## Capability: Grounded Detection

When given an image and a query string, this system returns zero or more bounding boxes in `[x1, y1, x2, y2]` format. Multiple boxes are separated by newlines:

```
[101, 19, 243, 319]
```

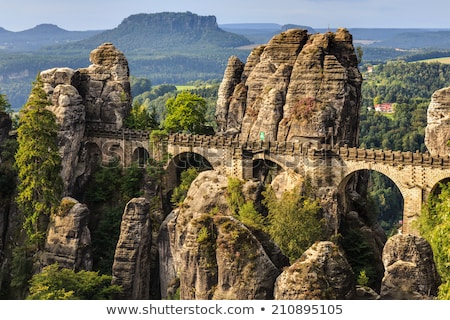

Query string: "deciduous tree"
[162, 91, 207, 134]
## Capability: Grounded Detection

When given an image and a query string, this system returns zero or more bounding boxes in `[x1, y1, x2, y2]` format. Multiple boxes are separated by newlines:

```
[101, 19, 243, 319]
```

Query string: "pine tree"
[14, 74, 63, 244]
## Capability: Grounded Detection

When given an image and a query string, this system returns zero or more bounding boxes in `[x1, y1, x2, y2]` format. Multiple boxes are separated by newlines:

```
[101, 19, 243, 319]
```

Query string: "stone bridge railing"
[336, 146, 450, 168]
[85, 122, 150, 141]
[84, 128, 450, 169]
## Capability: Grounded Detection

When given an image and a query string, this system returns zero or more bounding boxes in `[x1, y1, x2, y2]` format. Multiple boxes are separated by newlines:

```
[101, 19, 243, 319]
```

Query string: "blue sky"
[2, 0, 450, 31]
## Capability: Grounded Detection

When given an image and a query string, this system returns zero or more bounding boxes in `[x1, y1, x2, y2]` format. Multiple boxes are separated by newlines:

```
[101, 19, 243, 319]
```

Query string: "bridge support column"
[402, 186, 423, 235]
[231, 149, 253, 180]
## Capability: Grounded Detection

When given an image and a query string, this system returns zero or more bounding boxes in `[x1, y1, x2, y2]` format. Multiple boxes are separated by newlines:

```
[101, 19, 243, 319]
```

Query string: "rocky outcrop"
[112, 198, 152, 300]
[42, 197, 92, 271]
[380, 234, 440, 299]
[425, 86, 450, 156]
[40, 43, 132, 196]
[41, 67, 86, 195]
[158, 170, 289, 299]
[78, 42, 132, 128]
[216, 28, 362, 147]
[274, 241, 355, 299]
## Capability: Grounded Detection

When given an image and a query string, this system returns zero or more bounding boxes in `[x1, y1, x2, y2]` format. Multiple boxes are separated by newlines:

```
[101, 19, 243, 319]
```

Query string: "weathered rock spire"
[216, 28, 362, 147]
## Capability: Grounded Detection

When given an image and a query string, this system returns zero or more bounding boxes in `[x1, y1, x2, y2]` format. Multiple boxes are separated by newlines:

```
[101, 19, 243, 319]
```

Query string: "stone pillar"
[401, 187, 423, 235]
[232, 149, 253, 180]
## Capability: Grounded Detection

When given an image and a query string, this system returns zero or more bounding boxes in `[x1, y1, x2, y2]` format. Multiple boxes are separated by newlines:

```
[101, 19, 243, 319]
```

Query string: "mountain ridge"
[0, 23, 102, 51]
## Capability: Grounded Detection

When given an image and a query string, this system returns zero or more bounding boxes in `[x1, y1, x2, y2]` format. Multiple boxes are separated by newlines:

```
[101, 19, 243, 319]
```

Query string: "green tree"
[163, 91, 207, 134]
[124, 101, 159, 130]
[262, 185, 325, 262]
[0, 93, 11, 113]
[416, 182, 450, 299]
[171, 167, 199, 206]
[14, 74, 63, 243]
[130, 76, 152, 97]
[27, 263, 121, 300]
[225, 177, 266, 230]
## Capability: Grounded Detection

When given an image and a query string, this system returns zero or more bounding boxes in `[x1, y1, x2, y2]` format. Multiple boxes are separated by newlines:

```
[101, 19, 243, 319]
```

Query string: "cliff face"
[216, 28, 362, 147]
[425, 86, 450, 156]
[40, 42, 132, 196]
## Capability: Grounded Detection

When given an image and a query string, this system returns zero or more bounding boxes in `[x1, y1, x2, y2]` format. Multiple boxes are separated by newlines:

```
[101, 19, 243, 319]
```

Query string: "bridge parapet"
[86, 123, 150, 141]
[167, 133, 324, 157]
[336, 145, 450, 168]
[168, 133, 241, 148]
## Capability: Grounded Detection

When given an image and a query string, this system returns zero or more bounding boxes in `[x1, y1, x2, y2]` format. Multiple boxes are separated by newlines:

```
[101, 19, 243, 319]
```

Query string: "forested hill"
[0, 24, 101, 51]
[0, 12, 253, 110]
[43, 12, 252, 54]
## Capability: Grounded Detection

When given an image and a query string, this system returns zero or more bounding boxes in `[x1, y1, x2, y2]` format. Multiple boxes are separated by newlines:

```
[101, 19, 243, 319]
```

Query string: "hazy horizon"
[1, 0, 450, 32]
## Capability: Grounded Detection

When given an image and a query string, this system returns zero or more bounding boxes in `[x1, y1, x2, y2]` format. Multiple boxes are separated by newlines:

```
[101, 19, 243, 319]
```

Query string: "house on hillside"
[374, 103, 394, 113]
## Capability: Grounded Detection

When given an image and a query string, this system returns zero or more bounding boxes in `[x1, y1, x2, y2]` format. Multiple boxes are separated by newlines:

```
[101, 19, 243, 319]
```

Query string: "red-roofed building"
[374, 103, 393, 113]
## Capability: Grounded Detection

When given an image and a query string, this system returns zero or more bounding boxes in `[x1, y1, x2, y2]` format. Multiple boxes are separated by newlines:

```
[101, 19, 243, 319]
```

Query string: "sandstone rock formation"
[425, 86, 450, 156]
[112, 198, 152, 299]
[274, 241, 355, 299]
[380, 234, 440, 299]
[216, 28, 362, 147]
[41, 67, 86, 195]
[78, 42, 132, 128]
[158, 170, 289, 299]
[42, 197, 92, 271]
[40, 43, 132, 196]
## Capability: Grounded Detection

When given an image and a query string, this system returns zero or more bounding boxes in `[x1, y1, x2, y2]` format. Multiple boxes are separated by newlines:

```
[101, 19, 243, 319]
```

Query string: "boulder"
[274, 241, 355, 299]
[380, 234, 441, 299]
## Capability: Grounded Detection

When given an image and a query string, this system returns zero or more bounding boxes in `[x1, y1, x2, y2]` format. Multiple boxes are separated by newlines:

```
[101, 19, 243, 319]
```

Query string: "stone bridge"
[86, 127, 450, 234]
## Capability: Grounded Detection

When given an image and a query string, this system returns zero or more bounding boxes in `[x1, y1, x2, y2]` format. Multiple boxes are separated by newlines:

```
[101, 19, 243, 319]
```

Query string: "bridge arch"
[252, 154, 286, 183]
[338, 168, 404, 234]
[132, 147, 150, 167]
[337, 159, 424, 233]
[164, 151, 213, 197]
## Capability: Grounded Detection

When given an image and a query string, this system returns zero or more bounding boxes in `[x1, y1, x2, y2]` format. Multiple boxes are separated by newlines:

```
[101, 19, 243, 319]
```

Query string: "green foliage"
[14, 74, 63, 243]
[416, 182, 450, 299]
[86, 160, 122, 203]
[360, 61, 450, 152]
[340, 228, 377, 289]
[367, 171, 403, 236]
[0, 93, 11, 113]
[358, 60, 450, 236]
[357, 269, 369, 287]
[8, 245, 34, 299]
[225, 177, 266, 231]
[163, 91, 208, 134]
[124, 101, 159, 130]
[196, 226, 210, 244]
[226, 177, 245, 216]
[0, 138, 18, 199]
[121, 164, 145, 200]
[85, 160, 144, 274]
[237, 201, 266, 230]
[130, 76, 152, 97]
[27, 263, 122, 300]
[262, 186, 325, 262]
[136, 82, 219, 134]
[171, 167, 199, 206]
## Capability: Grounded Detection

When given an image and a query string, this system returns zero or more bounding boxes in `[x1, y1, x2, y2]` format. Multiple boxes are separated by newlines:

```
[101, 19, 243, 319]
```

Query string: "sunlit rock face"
[39, 43, 132, 196]
[425, 86, 450, 156]
[216, 28, 362, 148]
